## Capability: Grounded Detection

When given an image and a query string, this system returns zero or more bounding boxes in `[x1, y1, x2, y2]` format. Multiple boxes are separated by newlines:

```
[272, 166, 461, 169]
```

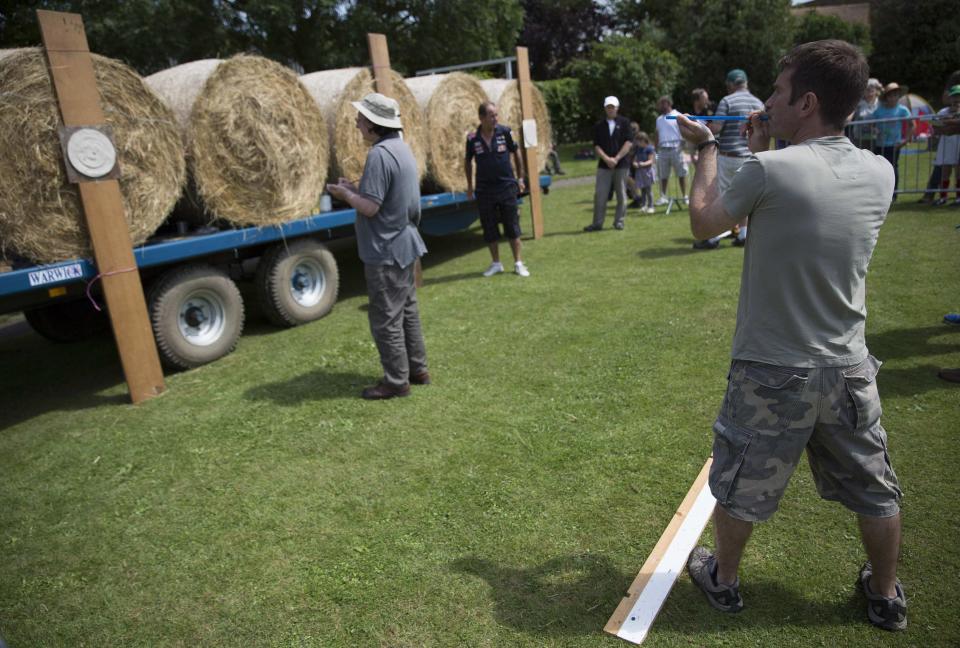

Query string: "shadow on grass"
[868, 325, 960, 360]
[450, 554, 627, 636]
[452, 554, 854, 638]
[657, 579, 856, 635]
[636, 247, 698, 260]
[244, 368, 372, 403]
[867, 325, 960, 398]
[0, 327, 128, 430]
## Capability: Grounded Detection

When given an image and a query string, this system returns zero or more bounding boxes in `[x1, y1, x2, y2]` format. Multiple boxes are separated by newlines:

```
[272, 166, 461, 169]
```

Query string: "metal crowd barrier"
[844, 113, 957, 197]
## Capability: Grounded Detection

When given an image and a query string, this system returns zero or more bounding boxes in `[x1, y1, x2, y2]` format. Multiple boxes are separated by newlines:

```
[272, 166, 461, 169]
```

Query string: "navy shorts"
[477, 188, 521, 242]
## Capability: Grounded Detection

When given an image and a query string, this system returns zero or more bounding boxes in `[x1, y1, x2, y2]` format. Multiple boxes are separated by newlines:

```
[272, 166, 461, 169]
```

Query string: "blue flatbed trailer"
[0, 178, 549, 368]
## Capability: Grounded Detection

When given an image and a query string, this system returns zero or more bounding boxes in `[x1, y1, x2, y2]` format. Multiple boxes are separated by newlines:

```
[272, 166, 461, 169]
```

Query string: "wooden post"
[37, 10, 165, 404]
[366, 33, 393, 96]
[367, 32, 422, 287]
[515, 46, 544, 239]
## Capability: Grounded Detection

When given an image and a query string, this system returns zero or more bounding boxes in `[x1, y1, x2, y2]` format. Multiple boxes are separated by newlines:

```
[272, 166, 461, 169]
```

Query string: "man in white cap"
[584, 96, 633, 231]
[327, 93, 430, 400]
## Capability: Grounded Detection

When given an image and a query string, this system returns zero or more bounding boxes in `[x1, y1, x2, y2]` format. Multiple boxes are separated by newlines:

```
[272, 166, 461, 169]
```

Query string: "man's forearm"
[689, 147, 725, 239]
[465, 158, 473, 192]
[512, 152, 524, 180]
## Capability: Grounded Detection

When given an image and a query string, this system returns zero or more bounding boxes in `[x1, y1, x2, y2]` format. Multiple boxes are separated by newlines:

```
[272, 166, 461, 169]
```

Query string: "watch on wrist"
[697, 139, 719, 152]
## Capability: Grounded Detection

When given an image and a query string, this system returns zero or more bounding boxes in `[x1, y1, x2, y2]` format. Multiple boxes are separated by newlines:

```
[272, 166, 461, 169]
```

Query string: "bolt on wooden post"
[37, 10, 165, 404]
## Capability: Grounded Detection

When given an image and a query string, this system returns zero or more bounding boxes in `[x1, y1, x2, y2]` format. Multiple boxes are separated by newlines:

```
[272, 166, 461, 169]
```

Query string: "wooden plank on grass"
[38, 10, 165, 404]
[604, 458, 716, 644]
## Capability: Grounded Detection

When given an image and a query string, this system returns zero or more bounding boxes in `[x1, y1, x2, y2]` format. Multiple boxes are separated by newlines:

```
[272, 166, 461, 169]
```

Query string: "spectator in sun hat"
[326, 93, 430, 400]
[871, 82, 914, 201]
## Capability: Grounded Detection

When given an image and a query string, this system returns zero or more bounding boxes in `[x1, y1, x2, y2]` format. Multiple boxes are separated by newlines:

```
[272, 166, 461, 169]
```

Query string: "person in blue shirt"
[870, 82, 914, 201]
[465, 101, 529, 277]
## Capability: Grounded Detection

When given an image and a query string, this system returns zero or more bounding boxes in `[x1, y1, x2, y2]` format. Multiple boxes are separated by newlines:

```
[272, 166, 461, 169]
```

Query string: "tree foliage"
[535, 77, 591, 142]
[792, 10, 871, 56]
[343, 0, 523, 75]
[565, 34, 681, 134]
[614, 0, 793, 110]
[518, 0, 610, 80]
[0, 0, 523, 75]
[0, 0, 248, 73]
[869, 0, 960, 105]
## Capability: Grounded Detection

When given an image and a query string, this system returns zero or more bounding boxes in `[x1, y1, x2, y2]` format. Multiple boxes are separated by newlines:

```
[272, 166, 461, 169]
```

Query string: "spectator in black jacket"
[584, 96, 633, 231]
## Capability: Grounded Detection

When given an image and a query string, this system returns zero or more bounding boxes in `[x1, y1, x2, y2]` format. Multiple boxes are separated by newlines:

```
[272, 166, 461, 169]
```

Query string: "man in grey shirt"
[327, 93, 429, 400]
[676, 41, 906, 631]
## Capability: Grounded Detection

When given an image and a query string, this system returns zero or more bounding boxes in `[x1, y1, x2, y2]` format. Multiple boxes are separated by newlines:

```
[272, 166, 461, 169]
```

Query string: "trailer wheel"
[148, 265, 244, 369]
[23, 298, 109, 343]
[255, 239, 339, 327]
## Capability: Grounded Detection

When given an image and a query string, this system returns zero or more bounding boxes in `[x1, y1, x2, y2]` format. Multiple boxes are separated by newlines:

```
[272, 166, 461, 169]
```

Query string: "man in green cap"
[698, 69, 763, 249]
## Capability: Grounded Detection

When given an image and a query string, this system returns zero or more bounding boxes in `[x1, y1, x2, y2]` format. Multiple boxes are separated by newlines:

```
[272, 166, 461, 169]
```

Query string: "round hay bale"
[479, 78, 553, 169]
[146, 55, 328, 226]
[300, 67, 426, 184]
[0, 48, 186, 264]
[404, 73, 488, 193]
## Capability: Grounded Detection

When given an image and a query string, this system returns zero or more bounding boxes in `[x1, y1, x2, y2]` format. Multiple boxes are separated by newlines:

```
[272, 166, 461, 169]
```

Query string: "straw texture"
[147, 55, 328, 225]
[0, 48, 185, 264]
[480, 78, 553, 167]
[300, 67, 426, 183]
[404, 73, 488, 192]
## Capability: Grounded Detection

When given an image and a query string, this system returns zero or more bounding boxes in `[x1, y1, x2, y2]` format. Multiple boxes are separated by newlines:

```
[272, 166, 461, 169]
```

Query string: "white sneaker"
[514, 261, 530, 277]
[681, 195, 689, 205]
[482, 261, 504, 277]
[655, 196, 669, 206]
[644, 207, 655, 214]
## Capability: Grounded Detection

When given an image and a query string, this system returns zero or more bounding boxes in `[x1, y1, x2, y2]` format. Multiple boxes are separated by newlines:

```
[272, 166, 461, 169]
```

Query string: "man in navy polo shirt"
[465, 101, 529, 277]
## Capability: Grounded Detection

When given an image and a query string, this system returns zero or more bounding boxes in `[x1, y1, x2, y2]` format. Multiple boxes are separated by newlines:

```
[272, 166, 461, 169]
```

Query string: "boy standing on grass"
[629, 132, 655, 213]
[676, 40, 906, 631]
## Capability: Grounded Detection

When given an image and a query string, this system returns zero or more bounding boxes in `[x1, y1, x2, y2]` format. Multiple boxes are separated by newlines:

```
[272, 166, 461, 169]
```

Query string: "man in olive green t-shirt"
[675, 40, 907, 632]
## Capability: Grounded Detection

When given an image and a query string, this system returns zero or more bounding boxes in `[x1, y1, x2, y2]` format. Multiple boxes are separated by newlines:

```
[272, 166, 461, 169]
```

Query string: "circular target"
[66, 128, 117, 178]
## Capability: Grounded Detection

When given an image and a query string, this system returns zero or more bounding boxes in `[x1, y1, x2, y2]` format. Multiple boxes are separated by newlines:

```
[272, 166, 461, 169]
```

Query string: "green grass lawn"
[1, 181, 959, 647]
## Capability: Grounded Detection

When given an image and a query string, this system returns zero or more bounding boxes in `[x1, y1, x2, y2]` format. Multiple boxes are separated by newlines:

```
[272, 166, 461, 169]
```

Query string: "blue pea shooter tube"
[666, 114, 769, 121]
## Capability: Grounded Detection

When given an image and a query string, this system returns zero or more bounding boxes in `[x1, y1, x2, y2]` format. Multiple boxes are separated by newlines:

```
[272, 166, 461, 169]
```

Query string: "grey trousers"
[592, 167, 629, 228]
[364, 262, 428, 388]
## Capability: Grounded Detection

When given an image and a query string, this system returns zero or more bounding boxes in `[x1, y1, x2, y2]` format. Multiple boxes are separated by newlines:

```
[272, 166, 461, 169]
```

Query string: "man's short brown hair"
[778, 39, 868, 131]
[478, 101, 496, 118]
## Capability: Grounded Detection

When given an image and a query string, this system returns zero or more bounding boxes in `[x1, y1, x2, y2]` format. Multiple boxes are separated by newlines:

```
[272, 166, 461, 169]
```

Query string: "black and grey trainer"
[857, 562, 907, 631]
[687, 546, 744, 613]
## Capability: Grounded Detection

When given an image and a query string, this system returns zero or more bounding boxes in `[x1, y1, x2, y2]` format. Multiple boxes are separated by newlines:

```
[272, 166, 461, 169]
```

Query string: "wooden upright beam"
[367, 33, 393, 96]
[515, 47, 544, 239]
[38, 10, 165, 404]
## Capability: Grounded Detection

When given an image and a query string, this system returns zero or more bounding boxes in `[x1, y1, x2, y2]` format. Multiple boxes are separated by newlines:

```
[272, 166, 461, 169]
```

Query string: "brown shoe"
[410, 371, 431, 385]
[938, 368, 960, 383]
[361, 381, 411, 400]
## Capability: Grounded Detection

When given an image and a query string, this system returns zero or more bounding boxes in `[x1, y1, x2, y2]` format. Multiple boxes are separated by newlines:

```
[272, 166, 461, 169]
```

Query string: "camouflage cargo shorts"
[709, 355, 902, 522]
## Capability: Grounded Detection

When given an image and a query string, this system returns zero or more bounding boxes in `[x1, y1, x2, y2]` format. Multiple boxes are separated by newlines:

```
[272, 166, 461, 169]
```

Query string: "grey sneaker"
[686, 546, 744, 613]
[857, 562, 907, 631]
